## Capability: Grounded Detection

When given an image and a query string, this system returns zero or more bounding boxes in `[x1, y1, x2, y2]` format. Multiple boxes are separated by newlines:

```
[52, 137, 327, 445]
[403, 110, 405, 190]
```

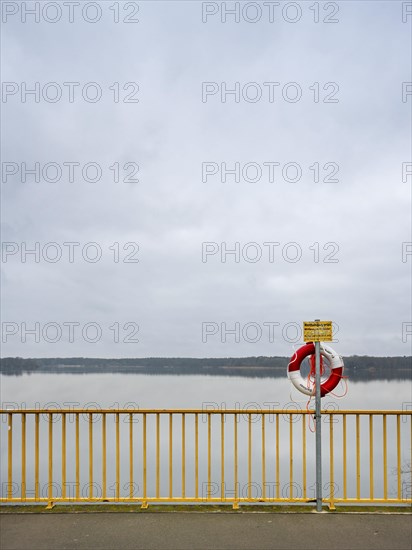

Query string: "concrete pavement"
[1, 512, 412, 550]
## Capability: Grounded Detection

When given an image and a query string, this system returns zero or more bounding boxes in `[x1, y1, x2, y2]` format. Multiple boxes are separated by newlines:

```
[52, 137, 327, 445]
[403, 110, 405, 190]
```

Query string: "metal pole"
[315, 332, 322, 512]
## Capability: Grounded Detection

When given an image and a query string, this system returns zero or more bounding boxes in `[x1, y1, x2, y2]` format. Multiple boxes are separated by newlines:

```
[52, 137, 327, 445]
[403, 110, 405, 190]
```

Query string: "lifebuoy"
[287, 342, 344, 397]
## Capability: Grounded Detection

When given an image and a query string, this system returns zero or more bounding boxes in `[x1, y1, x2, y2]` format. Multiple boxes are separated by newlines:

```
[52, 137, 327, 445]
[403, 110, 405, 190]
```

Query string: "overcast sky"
[1, 1, 411, 358]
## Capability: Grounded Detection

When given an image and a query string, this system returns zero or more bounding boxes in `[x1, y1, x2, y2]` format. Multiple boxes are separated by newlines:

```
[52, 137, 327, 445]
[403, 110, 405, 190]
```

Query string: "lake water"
[2, 371, 411, 409]
[1, 373, 411, 504]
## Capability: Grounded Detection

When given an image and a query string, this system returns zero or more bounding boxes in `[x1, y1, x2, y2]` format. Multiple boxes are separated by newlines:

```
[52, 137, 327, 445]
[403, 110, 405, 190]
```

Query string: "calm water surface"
[2, 372, 410, 409]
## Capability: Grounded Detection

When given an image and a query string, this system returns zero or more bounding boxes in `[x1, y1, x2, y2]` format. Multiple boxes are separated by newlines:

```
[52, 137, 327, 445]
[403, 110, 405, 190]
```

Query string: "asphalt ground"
[1, 511, 412, 550]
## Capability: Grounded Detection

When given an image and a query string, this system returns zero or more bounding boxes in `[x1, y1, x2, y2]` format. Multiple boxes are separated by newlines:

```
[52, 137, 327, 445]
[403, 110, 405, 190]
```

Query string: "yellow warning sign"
[303, 321, 333, 342]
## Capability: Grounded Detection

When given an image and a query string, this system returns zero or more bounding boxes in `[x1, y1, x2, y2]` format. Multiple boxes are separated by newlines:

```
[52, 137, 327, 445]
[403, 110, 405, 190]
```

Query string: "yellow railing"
[1, 409, 411, 508]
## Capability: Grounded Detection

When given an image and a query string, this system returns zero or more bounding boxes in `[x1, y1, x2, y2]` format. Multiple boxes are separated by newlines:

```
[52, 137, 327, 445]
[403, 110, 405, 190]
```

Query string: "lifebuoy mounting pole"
[302, 318, 335, 512]
[314, 336, 322, 512]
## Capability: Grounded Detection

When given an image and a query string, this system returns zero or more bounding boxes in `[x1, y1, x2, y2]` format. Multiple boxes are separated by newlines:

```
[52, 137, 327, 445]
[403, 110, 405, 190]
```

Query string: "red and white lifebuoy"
[287, 343, 344, 397]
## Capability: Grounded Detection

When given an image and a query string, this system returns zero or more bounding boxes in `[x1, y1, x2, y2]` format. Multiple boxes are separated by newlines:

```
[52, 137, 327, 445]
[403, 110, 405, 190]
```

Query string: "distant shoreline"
[1, 356, 411, 380]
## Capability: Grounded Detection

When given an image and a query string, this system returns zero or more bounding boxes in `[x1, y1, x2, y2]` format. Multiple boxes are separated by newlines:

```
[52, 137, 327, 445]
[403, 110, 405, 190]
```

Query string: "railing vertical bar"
[343, 414, 347, 500]
[129, 413, 133, 500]
[234, 414, 238, 502]
[248, 414, 252, 499]
[89, 413, 93, 499]
[396, 414, 401, 500]
[48, 413, 53, 503]
[169, 413, 173, 499]
[289, 414, 293, 499]
[156, 413, 160, 499]
[275, 414, 280, 500]
[143, 413, 147, 500]
[369, 414, 373, 500]
[75, 413, 80, 500]
[383, 414, 387, 500]
[221, 413, 224, 500]
[21, 413, 26, 500]
[35, 413, 39, 500]
[7, 413, 12, 500]
[195, 413, 199, 499]
[356, 414, 360, 499]
[330, 415, 334, 506]
[62, 413, 66, 499]
[302, 415, 306, 499]
[102, 414, 107, 500]
[116, 412, 120, 501]
[207, 413, 211, 500]
[262, 414, 266, 499]
[181, 413, 185, 499]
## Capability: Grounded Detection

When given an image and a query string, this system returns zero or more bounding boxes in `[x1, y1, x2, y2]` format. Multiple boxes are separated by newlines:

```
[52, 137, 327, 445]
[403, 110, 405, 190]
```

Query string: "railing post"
[315, 338, 323, 512]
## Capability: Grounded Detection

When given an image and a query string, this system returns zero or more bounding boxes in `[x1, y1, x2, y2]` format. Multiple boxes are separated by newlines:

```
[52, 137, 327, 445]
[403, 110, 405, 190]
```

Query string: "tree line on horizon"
[0, 355, 410, 381]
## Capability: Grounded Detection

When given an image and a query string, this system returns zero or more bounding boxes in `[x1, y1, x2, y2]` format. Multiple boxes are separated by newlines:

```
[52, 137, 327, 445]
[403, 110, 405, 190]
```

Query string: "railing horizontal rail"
[1, 409, 411, 509]
[1, 409, 410, 414]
